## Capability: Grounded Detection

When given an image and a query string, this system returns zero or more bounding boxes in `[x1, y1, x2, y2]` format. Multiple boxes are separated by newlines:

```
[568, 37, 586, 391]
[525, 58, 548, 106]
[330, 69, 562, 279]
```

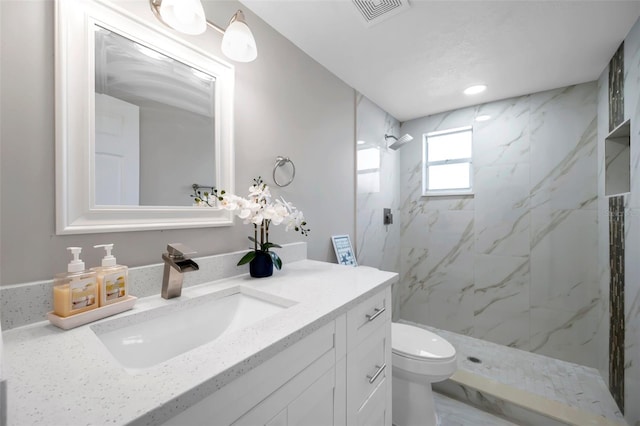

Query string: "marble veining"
[529, 117, 598, 211]
[529, 299, 599, 353]
[397, 82, 599, 367]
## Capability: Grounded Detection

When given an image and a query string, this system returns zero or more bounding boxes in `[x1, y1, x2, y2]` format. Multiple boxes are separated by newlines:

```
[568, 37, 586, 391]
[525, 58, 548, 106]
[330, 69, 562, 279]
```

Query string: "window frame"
[422, 126, 474, 196]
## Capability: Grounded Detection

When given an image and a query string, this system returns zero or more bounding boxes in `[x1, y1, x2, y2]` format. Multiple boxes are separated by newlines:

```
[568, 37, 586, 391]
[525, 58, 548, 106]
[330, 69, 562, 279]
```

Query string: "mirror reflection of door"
[94, 26, 216, 208]
[95, 93, 140, 206]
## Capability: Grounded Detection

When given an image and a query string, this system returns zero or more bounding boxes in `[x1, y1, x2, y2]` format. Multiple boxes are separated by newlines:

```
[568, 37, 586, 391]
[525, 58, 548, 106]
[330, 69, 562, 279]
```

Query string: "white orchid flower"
[264, 204, 287, 225]
[262, 205, 277, 220]
[261, 186, 272, 200]
[285, 210, 305, 231]
[249, 183, 272, 204]
[237, 207, 252, 220]
[251, 212, 264, 226]
[279, 196, 295, 212]
[274, 203, 289, 224]
[219, 194, 240, 210]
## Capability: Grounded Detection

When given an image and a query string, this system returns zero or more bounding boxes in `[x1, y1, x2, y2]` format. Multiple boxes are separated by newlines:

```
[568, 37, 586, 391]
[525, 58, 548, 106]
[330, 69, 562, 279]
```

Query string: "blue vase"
[249, 251, 273, 278]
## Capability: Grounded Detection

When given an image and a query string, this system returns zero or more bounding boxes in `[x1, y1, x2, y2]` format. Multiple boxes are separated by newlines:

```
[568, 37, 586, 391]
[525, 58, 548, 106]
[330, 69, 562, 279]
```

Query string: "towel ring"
[273, 156, 296, 187]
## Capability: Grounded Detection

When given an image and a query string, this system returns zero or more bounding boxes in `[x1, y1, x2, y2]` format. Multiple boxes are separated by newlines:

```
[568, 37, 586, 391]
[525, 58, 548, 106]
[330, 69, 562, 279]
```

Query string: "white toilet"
[391, 323, 457, 426]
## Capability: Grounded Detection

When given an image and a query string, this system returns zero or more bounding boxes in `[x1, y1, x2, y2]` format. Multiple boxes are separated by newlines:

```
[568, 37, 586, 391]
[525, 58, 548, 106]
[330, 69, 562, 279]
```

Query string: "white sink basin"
[91, 286, 296, 370]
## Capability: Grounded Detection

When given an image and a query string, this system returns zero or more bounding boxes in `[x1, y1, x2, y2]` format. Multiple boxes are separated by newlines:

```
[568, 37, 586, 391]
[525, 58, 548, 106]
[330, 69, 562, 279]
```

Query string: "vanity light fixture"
[463, 84, 487, 95]
[151, 0, 207, 35]
[220, 11, 258, 63]
[150, 0, 258, 63]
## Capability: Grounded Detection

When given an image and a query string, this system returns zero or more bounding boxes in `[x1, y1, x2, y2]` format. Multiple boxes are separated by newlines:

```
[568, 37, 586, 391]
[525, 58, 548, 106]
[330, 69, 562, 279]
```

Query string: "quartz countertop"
[2, 260, 397, 425]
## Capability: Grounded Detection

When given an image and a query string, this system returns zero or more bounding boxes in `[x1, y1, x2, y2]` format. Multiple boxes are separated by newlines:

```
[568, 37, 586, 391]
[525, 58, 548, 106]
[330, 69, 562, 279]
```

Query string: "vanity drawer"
[347, 321, 391, 414]
[347, 287, 391, 350]
[356, 376, 389, 426]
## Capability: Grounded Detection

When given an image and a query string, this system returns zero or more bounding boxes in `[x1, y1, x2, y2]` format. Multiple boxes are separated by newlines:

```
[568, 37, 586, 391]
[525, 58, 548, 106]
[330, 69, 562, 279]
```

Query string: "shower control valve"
[383, 208, 393, 225]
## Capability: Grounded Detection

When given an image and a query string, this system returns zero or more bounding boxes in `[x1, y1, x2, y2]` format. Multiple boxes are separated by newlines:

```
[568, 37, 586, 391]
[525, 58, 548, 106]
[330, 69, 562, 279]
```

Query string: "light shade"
[221, 10, 258, 63]
[159, 0, 206, 35]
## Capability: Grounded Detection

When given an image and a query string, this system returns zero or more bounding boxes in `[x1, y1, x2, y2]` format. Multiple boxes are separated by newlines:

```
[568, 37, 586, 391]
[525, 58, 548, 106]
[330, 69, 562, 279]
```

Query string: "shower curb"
[434, 370, 628, 426]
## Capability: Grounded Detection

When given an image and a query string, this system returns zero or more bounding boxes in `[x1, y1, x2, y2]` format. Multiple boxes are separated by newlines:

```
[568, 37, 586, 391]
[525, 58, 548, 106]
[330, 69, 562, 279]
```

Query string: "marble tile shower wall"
[398, 82, 600, 368]
[355, 94, 402, 318]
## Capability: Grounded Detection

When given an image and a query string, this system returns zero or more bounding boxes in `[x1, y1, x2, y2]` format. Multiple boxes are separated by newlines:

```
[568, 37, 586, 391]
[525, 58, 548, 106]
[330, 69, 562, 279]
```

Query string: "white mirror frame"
[55, 0, 235, 234]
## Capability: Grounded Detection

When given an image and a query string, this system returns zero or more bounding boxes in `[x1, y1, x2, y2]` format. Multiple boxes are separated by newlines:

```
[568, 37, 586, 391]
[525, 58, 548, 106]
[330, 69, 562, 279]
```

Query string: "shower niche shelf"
[605, 119, 631, 196]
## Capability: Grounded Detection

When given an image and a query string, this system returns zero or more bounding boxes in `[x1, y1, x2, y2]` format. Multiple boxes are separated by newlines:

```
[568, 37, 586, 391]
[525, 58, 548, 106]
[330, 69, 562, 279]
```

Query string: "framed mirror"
[55, 0, 235, 234]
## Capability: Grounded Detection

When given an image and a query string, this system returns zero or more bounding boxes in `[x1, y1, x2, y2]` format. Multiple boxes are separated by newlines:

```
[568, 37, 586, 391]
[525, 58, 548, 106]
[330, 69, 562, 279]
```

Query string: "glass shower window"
[423, 126, 473, 195]
[427, 163, 470, 190]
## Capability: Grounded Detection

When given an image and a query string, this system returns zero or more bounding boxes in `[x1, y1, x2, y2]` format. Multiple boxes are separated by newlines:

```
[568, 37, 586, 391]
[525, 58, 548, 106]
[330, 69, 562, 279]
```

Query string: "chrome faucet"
[161, 243, 199, 299]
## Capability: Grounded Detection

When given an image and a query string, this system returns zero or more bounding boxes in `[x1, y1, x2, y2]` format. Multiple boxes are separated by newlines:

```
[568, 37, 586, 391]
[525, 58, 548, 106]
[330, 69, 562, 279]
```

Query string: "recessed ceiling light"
[475, 115, 491, 122]
[464, 85, 487, 95]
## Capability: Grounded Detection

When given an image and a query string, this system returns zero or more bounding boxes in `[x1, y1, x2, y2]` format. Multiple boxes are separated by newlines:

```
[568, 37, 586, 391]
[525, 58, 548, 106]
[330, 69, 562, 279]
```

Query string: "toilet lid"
[392, 323, 456, 360]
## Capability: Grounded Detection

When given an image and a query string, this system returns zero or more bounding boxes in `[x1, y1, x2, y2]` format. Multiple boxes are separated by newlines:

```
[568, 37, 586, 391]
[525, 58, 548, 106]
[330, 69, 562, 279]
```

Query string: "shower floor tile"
[402, 321, 625, 425]
[434, 392, 520, 426]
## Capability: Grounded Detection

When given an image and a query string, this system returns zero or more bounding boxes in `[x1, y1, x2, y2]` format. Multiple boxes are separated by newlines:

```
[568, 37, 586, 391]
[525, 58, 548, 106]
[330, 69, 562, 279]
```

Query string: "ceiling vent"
[351, 0, 410, 27]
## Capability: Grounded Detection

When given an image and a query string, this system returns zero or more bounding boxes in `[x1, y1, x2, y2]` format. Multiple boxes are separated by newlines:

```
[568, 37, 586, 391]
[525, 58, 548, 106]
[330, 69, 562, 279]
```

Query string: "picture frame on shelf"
[331, 234, 357, 267]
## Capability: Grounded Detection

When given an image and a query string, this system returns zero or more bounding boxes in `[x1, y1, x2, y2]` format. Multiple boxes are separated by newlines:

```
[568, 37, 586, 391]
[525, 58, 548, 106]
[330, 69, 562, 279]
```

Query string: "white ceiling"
[239, 0, 640, 122]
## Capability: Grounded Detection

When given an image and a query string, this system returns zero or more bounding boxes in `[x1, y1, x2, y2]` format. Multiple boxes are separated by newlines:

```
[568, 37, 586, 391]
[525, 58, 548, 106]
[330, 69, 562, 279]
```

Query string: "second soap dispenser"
[93, 244, 129, 306]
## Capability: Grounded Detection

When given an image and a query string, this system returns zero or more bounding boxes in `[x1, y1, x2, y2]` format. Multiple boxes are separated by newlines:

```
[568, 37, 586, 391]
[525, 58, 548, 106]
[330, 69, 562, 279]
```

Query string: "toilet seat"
[392, 323, 456, 360]
[391, 323, 457, 378]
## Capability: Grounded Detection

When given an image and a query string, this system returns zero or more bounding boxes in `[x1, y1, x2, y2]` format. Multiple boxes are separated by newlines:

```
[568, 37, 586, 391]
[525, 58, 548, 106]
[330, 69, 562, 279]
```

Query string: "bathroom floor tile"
[401, 321, 624, 424]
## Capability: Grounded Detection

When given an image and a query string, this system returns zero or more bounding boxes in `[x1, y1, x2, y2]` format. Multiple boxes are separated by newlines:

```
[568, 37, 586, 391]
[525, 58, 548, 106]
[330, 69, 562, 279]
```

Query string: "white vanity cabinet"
[162, 286, 391, 426]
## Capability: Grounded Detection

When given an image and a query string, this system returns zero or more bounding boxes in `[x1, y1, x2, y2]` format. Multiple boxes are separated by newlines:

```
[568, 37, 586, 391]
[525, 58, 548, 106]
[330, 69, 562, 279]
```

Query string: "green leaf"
[262, 242, 282, 251]
[269, 251, 283, 270]
[237, 251, 257, 266]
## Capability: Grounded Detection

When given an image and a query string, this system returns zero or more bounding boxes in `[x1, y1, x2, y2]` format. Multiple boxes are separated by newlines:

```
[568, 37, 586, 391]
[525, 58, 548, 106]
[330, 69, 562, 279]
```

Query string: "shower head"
[385, 133, 414, 150]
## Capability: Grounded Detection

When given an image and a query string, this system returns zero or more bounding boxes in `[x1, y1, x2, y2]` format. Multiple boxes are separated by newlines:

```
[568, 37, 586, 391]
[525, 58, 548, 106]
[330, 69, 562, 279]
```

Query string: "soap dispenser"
[92, 244, 129, 306]
[53, 247, 98, 317]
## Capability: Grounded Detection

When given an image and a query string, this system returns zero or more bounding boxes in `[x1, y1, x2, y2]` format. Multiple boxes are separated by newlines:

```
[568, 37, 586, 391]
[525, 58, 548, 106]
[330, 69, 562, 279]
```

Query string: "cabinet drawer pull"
[366, 363, 386, 384]
[366, 307, 385, 322]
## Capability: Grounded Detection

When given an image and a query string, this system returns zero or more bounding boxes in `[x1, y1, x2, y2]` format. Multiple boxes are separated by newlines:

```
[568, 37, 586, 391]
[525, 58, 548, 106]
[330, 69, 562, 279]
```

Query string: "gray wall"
[0, 0, 355, 285]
